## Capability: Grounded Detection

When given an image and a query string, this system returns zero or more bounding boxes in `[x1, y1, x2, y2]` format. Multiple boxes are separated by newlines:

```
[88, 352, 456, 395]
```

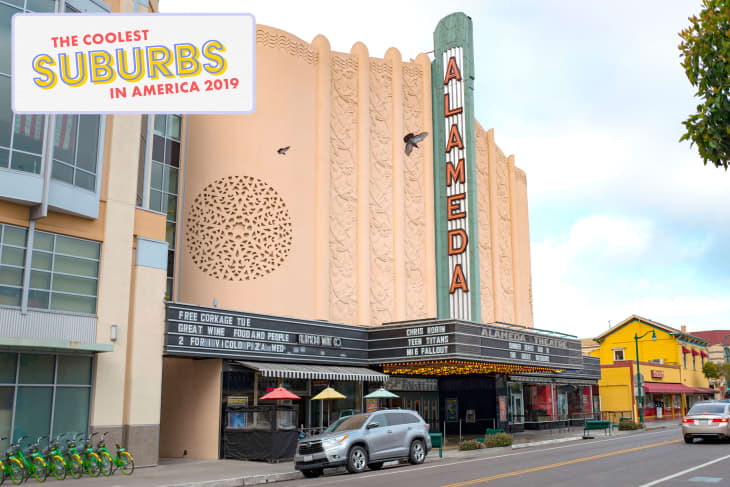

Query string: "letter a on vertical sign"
[432, 13, 481, 321]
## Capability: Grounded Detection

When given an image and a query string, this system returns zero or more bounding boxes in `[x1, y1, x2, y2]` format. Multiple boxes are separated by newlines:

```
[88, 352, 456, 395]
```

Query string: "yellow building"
[591, 315, 714, 422]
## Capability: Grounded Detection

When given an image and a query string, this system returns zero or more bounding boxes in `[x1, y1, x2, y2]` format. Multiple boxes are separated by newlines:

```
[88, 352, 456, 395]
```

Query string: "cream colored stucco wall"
[159, 358, 222, 459]
[178, 27, 437, 326]
[124, 264, 166, 425]
[92, 114, 140, 428]
[474, 123, 534, 327]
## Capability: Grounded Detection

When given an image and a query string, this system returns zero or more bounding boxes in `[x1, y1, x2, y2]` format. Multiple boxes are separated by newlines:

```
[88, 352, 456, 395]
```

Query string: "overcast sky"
[162, 0, 730, 339]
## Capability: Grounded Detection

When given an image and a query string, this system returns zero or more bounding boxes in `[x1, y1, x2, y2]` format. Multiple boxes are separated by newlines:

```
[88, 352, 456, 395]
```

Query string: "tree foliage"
[702, 360, 720, 379]
[678, 0, 730, 169]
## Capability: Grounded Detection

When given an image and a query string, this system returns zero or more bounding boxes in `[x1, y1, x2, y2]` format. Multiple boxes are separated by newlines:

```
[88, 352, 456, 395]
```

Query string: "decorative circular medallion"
[185, 175, 293, 281]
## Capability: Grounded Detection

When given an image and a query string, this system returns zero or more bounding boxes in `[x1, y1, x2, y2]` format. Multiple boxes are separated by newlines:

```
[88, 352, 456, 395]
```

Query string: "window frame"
[613, 349, 624, 362]
[0, 223, 100, 315]
[50, 114, 103, 192]
[0, 350, 94, 453]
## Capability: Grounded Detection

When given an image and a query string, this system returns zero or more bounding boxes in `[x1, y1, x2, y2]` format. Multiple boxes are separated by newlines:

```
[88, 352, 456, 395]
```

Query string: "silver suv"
[294, 409, 432, 478]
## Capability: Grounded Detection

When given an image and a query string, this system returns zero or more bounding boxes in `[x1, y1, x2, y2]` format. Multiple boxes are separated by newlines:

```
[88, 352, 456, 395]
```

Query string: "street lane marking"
[289, 428, 678, 487]
[442, 439, 680, 487]
[638, 454, 730, 487]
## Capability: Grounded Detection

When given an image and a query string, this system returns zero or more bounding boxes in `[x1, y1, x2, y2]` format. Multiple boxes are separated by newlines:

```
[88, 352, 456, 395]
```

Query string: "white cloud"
[531, 214, 730, 339]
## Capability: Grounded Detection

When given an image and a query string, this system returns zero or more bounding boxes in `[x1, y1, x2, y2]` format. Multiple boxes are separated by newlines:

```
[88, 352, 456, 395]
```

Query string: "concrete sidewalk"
[46, 421, 680, 487]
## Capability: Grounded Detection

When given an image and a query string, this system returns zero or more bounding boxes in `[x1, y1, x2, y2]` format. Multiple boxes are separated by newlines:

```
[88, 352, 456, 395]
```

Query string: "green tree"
[678, 0, 730, 169]
[702, 360, 720, 379]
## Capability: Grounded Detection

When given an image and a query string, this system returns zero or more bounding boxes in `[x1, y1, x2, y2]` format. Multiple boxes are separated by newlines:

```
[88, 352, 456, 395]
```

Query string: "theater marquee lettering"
[406, 325, 449, 357]
[442, 49, 472, 320]
[165, 304, 365, 362]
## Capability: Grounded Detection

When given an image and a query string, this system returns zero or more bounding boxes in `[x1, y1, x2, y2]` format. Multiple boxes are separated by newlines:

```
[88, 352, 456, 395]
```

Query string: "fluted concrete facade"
[177, 25, 532, 328]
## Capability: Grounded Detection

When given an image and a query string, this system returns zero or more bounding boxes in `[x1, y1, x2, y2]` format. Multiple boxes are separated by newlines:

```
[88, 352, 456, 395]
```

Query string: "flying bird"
[404, 132, 429, 156]
[277, 146, 290, 155]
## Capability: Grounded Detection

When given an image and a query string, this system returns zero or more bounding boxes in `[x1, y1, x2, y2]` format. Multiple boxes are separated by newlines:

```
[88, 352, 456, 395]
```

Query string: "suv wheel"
[301, 468, 323, 478]
[346, 446, 368, 474]
[409, 439, 426, 465]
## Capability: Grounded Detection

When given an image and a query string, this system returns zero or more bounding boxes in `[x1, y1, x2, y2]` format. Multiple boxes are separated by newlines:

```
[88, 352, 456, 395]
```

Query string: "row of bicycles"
[0, 432, 134, 484]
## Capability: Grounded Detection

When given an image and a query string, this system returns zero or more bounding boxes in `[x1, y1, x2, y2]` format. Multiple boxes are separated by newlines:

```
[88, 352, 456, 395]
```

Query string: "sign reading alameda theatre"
[432, 13, 481, 322]
[370, 319, 583, 369]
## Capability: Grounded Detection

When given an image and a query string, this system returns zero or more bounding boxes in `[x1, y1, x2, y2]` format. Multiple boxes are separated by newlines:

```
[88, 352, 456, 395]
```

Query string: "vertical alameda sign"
[432, 13, 481, 321]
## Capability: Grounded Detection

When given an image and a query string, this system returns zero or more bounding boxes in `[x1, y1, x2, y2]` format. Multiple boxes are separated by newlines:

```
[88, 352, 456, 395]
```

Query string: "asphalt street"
[281, 426, 730, 487]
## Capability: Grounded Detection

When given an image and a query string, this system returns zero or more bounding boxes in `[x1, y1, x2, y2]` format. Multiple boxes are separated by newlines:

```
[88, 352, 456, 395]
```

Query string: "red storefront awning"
[693, 387, 715, 394]
[691, 349, 700, 356]
[700, 351, 708, 358]
[643, 383, 697, 394]
[682, 346, 690, 354]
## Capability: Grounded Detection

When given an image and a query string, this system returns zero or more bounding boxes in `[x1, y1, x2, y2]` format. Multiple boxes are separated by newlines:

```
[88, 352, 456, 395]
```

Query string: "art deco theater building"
[0, 0, 598, 465]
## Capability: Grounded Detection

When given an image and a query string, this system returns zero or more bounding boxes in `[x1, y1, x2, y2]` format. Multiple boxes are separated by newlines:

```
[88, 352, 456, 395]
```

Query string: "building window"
[0, 224, 27, 307]
[693, 354, 696, 370]
[51, 115, 101, 191]
[0, 0, 55, 174]
[0, 351, 93, 455]
[29, 231, 100, 314]
[684, 352, 687, 369]
[136, 114, 181, 300]
[0, 224, 99, 314]
[613, 349, 624, 361]
[1, 1, 103, 183]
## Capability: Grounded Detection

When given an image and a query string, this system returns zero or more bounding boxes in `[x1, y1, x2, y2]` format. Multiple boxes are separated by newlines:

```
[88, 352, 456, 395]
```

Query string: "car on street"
[294, 409, 432, 478]
[681, 400, 730, 443]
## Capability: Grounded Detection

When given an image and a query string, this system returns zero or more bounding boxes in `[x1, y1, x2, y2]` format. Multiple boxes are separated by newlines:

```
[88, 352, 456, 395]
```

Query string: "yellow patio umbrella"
[312, 387, 346, 429]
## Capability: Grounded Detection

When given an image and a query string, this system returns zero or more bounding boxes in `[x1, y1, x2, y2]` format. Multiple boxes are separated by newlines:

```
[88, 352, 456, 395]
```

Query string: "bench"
[429, 432, 443, 458]
[475, 428, 505, 442]
[584, 420, 611, 437]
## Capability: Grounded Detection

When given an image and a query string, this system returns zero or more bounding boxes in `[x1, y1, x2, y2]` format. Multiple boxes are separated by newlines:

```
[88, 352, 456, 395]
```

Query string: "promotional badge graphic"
[12, 13, 255, 113]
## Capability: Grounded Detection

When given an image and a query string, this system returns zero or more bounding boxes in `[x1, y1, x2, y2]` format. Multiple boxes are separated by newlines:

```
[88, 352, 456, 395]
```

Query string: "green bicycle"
[94, 432, 134, 476]
[41, 435, 67, 481]
[93, 432, 113, 476]
[74, 433, 100, 477]
[0, 437, 25, 485]
[15, 436, 47, 482]
[61, 434, 84, 479]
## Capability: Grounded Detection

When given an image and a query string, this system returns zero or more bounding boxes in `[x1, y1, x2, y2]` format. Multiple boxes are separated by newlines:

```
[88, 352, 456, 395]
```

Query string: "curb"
[511, 436, 583, 449]
[169, 471, 303, 487]
[243, 472, 302, 486]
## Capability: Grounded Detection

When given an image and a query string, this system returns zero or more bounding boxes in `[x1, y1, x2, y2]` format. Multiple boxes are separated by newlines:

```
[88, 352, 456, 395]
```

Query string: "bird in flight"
[404, 132, 428, 156]
[277, 146, 290, 155]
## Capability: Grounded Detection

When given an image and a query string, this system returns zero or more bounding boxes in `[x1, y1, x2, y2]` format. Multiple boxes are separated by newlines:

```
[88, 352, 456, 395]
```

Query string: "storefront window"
[0, 386, 13, 454]
[13, 386, 53, 441]
[522, 384, 553, 421]
[1, 352, 93, 450]
[19, 353, 54, 384]
[52, 387, 90, 435]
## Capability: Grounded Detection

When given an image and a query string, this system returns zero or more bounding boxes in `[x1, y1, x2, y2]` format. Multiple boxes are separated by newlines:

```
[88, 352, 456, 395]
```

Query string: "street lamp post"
[634, 329, 657, 423]
[722, 335, 730, 399]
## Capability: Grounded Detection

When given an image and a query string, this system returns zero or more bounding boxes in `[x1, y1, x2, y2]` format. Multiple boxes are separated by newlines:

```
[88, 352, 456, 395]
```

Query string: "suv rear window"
[688, 404, 727, 415]
[387, 412, 421, 425]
